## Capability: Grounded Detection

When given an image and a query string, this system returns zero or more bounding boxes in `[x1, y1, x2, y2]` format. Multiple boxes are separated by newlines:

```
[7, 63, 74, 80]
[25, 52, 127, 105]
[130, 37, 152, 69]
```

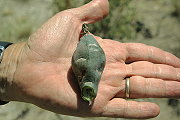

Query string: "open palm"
[5, 0, 180, 119]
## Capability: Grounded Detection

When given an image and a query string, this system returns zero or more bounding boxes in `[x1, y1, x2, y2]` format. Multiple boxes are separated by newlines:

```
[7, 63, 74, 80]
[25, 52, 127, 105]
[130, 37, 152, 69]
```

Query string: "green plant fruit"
[72, 34, 106, 105]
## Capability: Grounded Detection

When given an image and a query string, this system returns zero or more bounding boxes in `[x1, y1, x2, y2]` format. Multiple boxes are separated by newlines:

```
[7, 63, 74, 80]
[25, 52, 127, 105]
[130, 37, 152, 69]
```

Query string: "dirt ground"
[0, 0, 179, 120]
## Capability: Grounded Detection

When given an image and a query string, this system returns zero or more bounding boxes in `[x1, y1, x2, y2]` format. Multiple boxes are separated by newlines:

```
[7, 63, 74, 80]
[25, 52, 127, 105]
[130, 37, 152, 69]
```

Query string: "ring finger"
[116, 76, 180, 98]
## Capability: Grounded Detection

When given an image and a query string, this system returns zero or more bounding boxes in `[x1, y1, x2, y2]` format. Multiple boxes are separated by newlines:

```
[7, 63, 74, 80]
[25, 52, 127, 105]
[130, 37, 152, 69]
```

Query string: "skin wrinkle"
[26, 43, 52, 62]
[46, 17, 62, 40]
[41, 22, 62, 48]
[139, 103, 157, 118]
[91, 0, 108, 20]
[154, 64, 159, 78]
[165, 49, 180, 67]
[140, 103, 154, 117]
[93, 1, 104, 19]
[123, 100, 129, 118]
[47, 13, 79, 57]
[139, 104, 144, 117]
[6, 44, 19, 83]
[64, 23, 78, 55]
[26, 43, 70, 64]
[157, 64, 162, 79]
[166, 81, 173, 97]
[127, 64, 133, 76]
[164, 52, 176, 66]
[145, 78, 150, 97]
[167, 81, 180, 97]
[97, 0, 107, 14]
[120, 80, 126, 97]
[164, 52, 169, 65]
[176, 68, 180, 81]
[177, 71, 180, 81]
[125, 64, 129, 77]
[27, 39, 57, 61]
[11, 44, 25, 91]
[148, 45, 153, 62]
[124, 43, 129, 61]
[164, 81, 168, 97]
[159, 79, 165, 97]
[57, 15, 74, 52]
[124, 43, 132, 62]
[70, 28, 80, 51]
[1, 43, 25, 100]
[119, 44, 127, 63]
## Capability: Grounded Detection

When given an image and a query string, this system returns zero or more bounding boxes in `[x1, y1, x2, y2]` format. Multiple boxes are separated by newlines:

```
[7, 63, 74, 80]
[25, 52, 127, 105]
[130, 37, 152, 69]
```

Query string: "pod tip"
[89, 100, 92, 106]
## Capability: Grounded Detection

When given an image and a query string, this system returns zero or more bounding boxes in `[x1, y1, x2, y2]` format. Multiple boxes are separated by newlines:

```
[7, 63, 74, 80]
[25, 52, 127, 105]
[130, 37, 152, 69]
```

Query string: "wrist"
[0, 42, 25, 101]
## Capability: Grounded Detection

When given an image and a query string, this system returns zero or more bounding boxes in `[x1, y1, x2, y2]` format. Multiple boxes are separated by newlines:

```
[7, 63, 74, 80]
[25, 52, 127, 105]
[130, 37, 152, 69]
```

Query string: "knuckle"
[94, 0, 109, 17]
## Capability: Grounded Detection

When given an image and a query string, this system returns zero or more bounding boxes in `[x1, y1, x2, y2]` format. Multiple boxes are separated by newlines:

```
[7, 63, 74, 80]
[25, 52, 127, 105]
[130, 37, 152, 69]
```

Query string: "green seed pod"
[72, 34, 106, 105]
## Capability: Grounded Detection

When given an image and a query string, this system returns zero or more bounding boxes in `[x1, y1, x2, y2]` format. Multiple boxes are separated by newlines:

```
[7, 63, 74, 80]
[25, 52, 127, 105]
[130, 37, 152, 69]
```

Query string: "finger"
[66, 0, 109, 24]
[124, 43, 180, 68]
[102, 98, 160, 119]
[116, 76, 180, 98]
[126, 61, 180, 81]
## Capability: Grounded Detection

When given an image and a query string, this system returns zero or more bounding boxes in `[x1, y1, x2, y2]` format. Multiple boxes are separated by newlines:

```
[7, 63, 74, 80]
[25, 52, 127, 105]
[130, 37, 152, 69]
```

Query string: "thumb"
[66, 0, 109, 24]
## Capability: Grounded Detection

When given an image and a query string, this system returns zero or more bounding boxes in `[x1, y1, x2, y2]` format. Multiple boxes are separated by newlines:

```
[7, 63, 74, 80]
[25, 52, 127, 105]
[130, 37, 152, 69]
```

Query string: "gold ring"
[125, 78, 130, 98]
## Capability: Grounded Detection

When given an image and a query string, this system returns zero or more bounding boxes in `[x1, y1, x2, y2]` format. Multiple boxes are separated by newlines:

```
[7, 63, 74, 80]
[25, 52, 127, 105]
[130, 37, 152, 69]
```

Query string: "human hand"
[0, 0, 180, 119]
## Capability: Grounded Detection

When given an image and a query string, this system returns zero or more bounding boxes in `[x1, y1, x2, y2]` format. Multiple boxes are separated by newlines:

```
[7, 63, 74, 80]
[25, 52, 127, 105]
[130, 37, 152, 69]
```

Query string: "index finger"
[124, 43, 180, 68]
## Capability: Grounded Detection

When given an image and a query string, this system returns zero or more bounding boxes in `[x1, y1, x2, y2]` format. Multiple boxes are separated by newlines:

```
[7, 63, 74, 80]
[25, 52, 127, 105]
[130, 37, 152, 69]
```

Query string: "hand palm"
[9, 0, 180, 118]
[13, 9, 128, 115]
